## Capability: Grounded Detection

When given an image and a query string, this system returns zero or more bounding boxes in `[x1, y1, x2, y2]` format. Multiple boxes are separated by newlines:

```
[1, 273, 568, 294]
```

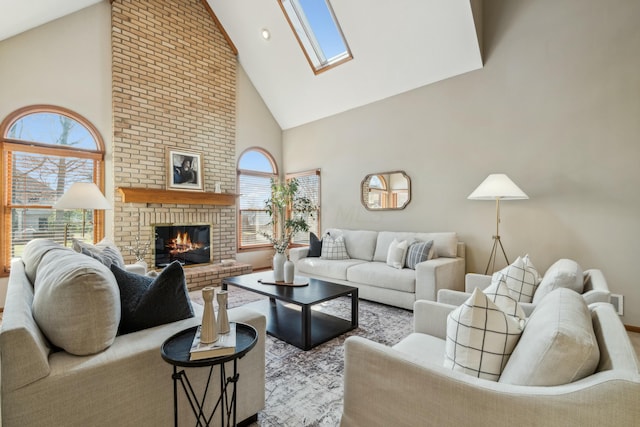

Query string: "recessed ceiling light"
[261, 28, 271, 40]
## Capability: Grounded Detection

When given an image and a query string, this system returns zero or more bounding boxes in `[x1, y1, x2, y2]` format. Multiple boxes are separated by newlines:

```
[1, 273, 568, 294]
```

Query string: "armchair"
[340, 298, 639, 427]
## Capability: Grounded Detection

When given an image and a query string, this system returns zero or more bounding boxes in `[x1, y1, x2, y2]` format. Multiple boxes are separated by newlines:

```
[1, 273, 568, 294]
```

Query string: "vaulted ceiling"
[0, 0, 484, 130]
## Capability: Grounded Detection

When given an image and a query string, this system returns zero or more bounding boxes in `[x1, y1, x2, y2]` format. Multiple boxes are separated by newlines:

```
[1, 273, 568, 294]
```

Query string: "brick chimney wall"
[111, 0, 237, 266]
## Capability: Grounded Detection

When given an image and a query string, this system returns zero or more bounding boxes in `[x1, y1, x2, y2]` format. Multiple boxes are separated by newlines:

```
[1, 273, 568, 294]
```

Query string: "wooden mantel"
[117, 187, 237, 206]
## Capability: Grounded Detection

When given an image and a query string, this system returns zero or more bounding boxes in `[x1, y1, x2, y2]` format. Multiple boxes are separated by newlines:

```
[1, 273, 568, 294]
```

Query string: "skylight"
[279, 0, 352, 74]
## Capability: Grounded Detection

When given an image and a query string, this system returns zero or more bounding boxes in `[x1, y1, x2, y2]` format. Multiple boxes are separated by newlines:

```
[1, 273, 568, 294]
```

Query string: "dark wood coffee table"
[222, 271, 358, 350]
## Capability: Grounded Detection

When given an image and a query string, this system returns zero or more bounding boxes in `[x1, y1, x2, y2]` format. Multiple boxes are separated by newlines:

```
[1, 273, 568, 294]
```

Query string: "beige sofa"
[0, 242, 266, 427]
[289, 228, 465, 310]
[341, 292, 640, 426]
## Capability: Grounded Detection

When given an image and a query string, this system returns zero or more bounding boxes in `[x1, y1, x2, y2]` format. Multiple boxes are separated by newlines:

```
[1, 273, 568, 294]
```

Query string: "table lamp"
[53, 182, 112, 246]
[468, 174, 528, 274]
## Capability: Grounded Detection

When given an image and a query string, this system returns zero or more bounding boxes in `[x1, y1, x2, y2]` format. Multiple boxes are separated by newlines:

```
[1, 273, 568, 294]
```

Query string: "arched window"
[237, 148, 278, 249]
[0, 105, 106, 272]
[368, 175, 388, 209]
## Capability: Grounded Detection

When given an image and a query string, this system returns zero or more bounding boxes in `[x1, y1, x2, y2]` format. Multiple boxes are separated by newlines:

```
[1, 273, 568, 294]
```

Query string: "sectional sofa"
[289, 228, 465, 310]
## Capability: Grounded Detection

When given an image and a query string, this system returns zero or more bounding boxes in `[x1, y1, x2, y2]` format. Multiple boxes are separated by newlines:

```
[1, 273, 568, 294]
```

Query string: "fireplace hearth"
[154, 224, 212, 268]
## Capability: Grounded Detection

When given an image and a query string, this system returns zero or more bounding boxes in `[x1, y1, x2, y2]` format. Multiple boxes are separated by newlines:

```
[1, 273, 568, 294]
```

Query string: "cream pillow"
[32, 250, 120, 356]
[444, 288, 523, 381]
[493, 254, 540, 303]
[532, 258, 584, 304]
[386, 239, 410, 269]
[500, 288, 599, 386]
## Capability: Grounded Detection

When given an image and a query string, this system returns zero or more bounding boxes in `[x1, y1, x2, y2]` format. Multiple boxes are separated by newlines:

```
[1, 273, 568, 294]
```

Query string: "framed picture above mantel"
[167, 148, 203, 191]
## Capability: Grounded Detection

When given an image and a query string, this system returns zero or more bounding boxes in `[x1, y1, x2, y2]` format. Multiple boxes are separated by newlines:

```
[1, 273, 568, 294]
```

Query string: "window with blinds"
[287, 169, 321, 244]
[1, 106, 105, 272]
[237, 149, 278, 249]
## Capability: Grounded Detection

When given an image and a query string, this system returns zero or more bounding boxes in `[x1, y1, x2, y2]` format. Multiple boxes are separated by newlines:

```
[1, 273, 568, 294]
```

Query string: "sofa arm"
[289, 246, 309, 263]
[413, 300, 455, 339]
[465, 273, 492, 292]
[124, 262, 146, 275]
[582, 269, 611, 305]
[437, 288, 470, 306]
[414, 257, 465, 301]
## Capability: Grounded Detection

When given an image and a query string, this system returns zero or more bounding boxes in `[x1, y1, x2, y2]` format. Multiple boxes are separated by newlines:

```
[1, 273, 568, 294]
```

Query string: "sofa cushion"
[21, 238, 71, 284]
[493, 254, 540, 303]
[405, 240, 434, 269]
[32, 249, 120, 356]
[73, 238, 126, 269]
[483, 276, 526, 321]
[321, 234, 350, 260]
[110, 261, 194, 334]
[326, 228, 378, 261]
[532, 258, 584, 304]
[386, 239, 410, 269]
[347, 262, 416, 293]
[500, 288, 599, 386]
[307, 232, 322, 257]
[444, 288, 523, 381]
[393, 332, 446, 364]
[374, 231, 458, 262]
[297, 258, 366, 281]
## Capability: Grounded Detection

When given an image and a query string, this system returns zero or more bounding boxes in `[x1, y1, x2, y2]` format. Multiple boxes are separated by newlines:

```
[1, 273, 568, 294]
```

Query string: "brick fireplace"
[110, 0, 239, 274]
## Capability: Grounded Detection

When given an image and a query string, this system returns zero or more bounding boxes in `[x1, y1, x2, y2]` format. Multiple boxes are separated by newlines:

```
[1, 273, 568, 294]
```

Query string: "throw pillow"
[73, 238, 126, 269]
[482, 275, 526, 322]
[499, 288, 599, 386]
[405, 240, 434, 269]
[321, 234, 350, 260]
[80, 246, 124, 269]
[493, 254, 540, 303]
[444, 288, 523, 381]
[307, 232, 322, 257]
[32, 249, 120, 356]
[386, 238, 410, 269]
[110, 261, 194, 334]
[532, 258, 584, 304]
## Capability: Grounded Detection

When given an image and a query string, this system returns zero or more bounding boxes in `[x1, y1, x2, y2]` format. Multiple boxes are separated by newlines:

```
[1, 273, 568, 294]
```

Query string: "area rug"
[190, 286, 413, 426]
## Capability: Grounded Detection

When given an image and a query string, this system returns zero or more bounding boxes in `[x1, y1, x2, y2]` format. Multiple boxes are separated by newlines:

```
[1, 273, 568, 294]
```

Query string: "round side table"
[161, 322, 258, 427]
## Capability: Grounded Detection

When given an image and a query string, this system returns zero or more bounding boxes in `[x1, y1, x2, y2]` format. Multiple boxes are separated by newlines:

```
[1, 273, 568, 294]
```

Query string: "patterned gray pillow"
[405, 240, 434, 269]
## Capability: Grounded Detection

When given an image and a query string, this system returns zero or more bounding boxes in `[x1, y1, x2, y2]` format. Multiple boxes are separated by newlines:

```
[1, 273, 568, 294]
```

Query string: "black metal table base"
[172, 361, 239, 427]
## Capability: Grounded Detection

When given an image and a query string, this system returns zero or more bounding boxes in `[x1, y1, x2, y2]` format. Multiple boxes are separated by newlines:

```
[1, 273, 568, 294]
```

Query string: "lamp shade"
[53, 182, 112, 210]
[467, 174, 528, 200]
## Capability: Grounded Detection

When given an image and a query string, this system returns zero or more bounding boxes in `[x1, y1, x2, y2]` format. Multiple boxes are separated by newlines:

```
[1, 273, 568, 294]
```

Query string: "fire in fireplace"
[153, 224, 212, 268]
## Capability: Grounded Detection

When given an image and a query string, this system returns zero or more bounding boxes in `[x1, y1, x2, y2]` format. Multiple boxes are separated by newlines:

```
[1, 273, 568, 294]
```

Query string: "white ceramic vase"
[216, 290, 230, 334]
[284, 259, 295, 284]
[273, 252, 286, 282]
[200, 287, 218, 344]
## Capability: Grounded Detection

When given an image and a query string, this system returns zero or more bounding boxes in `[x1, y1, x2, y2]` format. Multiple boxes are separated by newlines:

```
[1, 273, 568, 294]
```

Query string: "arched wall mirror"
[361, 171, 411, 210]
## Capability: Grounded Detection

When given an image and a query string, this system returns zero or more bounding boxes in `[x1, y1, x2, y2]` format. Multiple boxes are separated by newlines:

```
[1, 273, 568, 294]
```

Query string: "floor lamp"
[468, 174, 528, 275]
[53, 182, 112, 246]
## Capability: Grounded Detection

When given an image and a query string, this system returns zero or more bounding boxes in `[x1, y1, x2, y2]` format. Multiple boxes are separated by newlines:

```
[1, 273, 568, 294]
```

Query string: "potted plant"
[261, 178, 316, 281]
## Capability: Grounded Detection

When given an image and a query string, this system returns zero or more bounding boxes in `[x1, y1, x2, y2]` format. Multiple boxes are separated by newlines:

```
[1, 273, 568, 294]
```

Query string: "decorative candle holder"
[200, 287, 218, 344]
[216, 290, 230, 334]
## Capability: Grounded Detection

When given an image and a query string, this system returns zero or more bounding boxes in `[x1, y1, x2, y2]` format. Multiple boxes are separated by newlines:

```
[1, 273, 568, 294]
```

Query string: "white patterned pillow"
[386, 239, 410, 269]
[483, 275, 526, 322]
[320, 234, 349, 260]
[444, 288, 523, 381]
[493, 254, 540, 303]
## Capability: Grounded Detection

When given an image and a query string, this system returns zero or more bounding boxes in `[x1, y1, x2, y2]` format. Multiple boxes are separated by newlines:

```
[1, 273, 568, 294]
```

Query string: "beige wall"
[235, 66, 283, 269]
[0, 1, 113, 307]
[283, 0, 640, 326]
